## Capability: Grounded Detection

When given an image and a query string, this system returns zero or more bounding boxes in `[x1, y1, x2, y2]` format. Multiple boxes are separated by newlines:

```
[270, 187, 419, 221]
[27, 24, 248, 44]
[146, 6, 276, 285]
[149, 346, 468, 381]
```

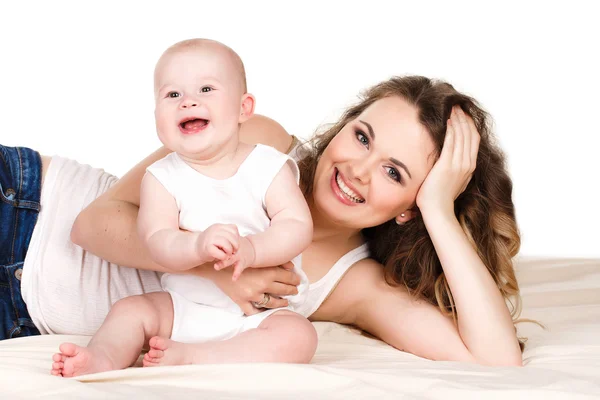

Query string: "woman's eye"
[167, 91, 180, 98]
[385, 167, 401, 183]
[355, 130, 369, 147]
[201, 87, 213, 93]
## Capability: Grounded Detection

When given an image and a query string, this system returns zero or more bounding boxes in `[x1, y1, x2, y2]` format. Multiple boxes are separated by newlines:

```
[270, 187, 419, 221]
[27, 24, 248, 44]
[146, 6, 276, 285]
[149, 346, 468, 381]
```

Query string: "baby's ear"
[239, 93, 256, 123]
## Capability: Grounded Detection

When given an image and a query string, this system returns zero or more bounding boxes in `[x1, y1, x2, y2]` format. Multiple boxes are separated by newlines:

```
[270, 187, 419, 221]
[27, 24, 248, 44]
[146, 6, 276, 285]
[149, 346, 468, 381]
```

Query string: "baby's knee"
[111, 294, 153, 316]
[298, 318, 319, 363]
[270, 313, 318, 363]
[292, 317, 318, 362]
[110, 295, 162, 333]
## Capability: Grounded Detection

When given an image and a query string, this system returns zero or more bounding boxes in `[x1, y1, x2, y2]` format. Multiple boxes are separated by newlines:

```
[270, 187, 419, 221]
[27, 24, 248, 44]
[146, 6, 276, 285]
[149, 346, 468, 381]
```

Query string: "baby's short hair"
[159, 38, 247, 93]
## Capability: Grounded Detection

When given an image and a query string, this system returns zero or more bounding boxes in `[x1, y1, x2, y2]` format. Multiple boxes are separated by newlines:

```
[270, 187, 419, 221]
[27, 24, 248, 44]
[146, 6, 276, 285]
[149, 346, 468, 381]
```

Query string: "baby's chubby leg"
[144, 310, 318, 366]
[51, 292, 174, 377]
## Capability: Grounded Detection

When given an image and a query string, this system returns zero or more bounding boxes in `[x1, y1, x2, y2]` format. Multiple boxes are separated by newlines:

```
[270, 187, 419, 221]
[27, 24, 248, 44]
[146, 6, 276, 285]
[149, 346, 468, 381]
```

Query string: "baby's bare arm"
[138, 173, 206, 271]
[70, 115, 290, 272]
[248, 163, 313, 268]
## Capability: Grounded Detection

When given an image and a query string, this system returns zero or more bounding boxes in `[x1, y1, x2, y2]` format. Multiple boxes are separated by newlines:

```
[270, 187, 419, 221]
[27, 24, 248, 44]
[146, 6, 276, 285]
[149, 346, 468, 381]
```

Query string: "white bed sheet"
[1, 257, 599, 399]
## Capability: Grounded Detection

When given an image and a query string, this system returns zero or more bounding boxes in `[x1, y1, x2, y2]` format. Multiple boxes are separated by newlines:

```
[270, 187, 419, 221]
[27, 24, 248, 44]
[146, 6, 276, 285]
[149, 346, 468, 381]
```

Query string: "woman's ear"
[239, 93, 256, 123]
[395, 208, 419, 225]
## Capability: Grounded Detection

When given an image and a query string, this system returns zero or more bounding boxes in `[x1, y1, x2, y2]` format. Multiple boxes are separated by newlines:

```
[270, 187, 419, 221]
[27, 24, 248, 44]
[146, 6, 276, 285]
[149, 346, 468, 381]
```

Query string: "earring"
[395, 213, 406, 225]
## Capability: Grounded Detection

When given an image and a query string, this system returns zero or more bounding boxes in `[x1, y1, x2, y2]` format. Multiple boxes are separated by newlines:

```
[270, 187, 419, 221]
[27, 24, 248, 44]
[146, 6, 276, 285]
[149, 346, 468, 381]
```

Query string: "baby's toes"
[142, 357, 159, 367]
[146, 348, 164, 359]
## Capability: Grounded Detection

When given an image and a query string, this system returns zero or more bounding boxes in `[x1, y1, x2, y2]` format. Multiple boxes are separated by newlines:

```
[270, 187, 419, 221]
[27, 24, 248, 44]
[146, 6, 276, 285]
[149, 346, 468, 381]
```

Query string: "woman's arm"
[412, 107, 522, 365]
[322, 259, 521, 366]
[327, 108, 521, 366]
[419, 208, 523, 365]
[237, 114, 294, 153]
[70, 145, 172, 272]
[70, 115, 293, 271]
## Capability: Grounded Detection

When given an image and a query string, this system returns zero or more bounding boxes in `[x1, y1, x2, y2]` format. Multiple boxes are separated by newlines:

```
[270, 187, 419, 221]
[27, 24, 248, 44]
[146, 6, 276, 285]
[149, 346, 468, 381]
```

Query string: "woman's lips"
[330, 168, 363, 206]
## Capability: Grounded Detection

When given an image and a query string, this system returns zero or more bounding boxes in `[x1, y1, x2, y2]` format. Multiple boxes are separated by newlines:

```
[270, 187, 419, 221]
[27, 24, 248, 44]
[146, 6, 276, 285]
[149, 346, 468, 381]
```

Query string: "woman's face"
[312, 96, 437, 229]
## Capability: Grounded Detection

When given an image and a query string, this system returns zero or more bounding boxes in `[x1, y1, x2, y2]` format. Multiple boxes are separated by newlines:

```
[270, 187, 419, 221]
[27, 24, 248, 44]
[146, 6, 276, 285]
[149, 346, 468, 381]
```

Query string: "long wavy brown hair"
[297, 76, 527, 351]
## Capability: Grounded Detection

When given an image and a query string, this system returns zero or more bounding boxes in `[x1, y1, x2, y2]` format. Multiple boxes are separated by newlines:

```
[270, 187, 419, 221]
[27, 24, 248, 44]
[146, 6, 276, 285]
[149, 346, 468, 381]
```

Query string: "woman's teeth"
[336, 172, 364, 203]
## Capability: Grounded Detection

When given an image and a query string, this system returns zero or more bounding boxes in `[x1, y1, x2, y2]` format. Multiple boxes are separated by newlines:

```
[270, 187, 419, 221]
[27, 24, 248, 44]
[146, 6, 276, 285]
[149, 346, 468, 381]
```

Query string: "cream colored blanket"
[1, 257, 599, 399]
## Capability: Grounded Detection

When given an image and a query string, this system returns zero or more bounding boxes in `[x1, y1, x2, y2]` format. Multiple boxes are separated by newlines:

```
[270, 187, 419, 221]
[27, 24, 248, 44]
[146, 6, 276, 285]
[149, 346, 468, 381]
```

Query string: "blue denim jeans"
[0, 144, 42, 340]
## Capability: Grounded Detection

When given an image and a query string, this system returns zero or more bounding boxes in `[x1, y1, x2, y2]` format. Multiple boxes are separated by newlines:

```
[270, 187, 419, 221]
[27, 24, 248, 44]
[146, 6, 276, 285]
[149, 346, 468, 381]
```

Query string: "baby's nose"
[181, 99, 198, 109]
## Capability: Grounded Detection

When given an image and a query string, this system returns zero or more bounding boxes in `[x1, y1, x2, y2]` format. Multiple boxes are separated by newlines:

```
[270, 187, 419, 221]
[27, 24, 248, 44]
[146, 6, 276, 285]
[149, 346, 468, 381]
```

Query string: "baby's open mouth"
[179, 118, 209, 134]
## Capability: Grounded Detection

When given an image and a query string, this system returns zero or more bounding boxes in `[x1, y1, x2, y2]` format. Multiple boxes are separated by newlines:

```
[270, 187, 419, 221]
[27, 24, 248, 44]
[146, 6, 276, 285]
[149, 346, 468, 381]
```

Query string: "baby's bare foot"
[143, 336, 194, 367]
[50, 342, 116, 377]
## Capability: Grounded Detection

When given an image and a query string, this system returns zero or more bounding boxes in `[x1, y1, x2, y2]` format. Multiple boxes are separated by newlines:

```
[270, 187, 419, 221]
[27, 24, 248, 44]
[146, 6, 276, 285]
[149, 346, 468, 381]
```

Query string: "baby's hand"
[196, 224, 240, 263]
[214, 237, 256, 281]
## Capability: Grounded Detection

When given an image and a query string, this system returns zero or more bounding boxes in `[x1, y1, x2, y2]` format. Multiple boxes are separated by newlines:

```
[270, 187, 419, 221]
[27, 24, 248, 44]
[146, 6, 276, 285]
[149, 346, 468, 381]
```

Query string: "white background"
[0, 1, 598, 258]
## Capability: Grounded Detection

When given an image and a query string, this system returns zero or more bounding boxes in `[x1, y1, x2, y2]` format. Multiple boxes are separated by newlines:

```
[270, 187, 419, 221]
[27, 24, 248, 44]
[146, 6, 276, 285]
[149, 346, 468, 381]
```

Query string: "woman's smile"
[330, 167, 365, 205]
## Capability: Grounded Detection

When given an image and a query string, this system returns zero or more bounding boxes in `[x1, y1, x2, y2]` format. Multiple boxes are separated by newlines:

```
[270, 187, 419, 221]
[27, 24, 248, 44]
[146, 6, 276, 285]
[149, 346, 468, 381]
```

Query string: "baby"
[51, 39, 315, 377]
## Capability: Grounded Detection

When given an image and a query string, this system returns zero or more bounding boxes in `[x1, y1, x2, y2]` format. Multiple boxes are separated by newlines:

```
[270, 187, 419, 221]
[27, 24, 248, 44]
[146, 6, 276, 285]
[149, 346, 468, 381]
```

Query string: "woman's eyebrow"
[390, 158, 412, 179]
[359, 120, 375, 139]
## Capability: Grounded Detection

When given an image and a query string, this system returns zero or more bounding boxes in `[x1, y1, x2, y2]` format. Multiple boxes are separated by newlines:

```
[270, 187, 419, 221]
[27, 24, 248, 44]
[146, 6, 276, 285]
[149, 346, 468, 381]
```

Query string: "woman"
[1, 76, 523, 366]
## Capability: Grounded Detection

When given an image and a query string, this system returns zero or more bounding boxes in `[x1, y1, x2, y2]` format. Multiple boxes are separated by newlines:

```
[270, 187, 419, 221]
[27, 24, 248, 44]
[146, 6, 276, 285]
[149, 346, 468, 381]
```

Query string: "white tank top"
[148, 145, 309, 315]
[22, 140, 370, 335]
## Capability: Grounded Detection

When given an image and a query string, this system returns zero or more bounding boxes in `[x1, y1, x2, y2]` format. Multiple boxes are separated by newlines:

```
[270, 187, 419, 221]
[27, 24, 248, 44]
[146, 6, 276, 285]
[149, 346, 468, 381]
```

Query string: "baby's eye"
[167, 91, 180, 98]
[201, 87, 213, 93]
[385, 167, 401, 183]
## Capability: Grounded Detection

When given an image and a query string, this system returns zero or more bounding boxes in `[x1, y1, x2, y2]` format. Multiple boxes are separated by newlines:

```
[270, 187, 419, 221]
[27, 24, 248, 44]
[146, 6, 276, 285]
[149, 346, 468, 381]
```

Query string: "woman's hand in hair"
[416, 106, 480, 216]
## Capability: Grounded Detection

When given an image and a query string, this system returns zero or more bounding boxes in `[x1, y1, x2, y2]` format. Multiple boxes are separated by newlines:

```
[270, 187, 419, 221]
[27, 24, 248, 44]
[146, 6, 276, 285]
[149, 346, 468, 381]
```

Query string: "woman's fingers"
[240, 302, 259, 316]
[253, 293, 288, 309]
[450, 107, 464, 168]
[442, 118, 455, 164]
[267, 281, 299, 297]
[457, 107, 472, 166]
[273, 266, 301, 286]
[466, 114, 481, 168]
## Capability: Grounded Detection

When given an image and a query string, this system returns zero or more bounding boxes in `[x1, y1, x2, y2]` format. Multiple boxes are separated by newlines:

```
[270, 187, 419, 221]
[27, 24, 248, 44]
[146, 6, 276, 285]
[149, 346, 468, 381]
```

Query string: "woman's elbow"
[70, 209, 92, 247]
[426, 344, 523, 367]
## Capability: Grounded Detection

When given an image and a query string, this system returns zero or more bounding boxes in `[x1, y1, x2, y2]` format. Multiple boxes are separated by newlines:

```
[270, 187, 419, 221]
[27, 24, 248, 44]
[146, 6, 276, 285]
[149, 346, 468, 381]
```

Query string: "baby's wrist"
[242, 236, 257, 267]
[194, 231, 212, 264]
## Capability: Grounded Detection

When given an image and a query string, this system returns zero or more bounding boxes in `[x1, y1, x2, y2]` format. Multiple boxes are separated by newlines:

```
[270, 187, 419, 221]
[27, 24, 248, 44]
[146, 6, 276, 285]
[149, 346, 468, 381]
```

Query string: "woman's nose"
[349, 156, 372, 184]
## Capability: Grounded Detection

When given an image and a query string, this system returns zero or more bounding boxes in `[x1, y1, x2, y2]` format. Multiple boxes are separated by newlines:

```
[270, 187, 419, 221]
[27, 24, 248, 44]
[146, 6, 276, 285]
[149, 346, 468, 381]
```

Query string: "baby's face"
[154, 47, 245, 160]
